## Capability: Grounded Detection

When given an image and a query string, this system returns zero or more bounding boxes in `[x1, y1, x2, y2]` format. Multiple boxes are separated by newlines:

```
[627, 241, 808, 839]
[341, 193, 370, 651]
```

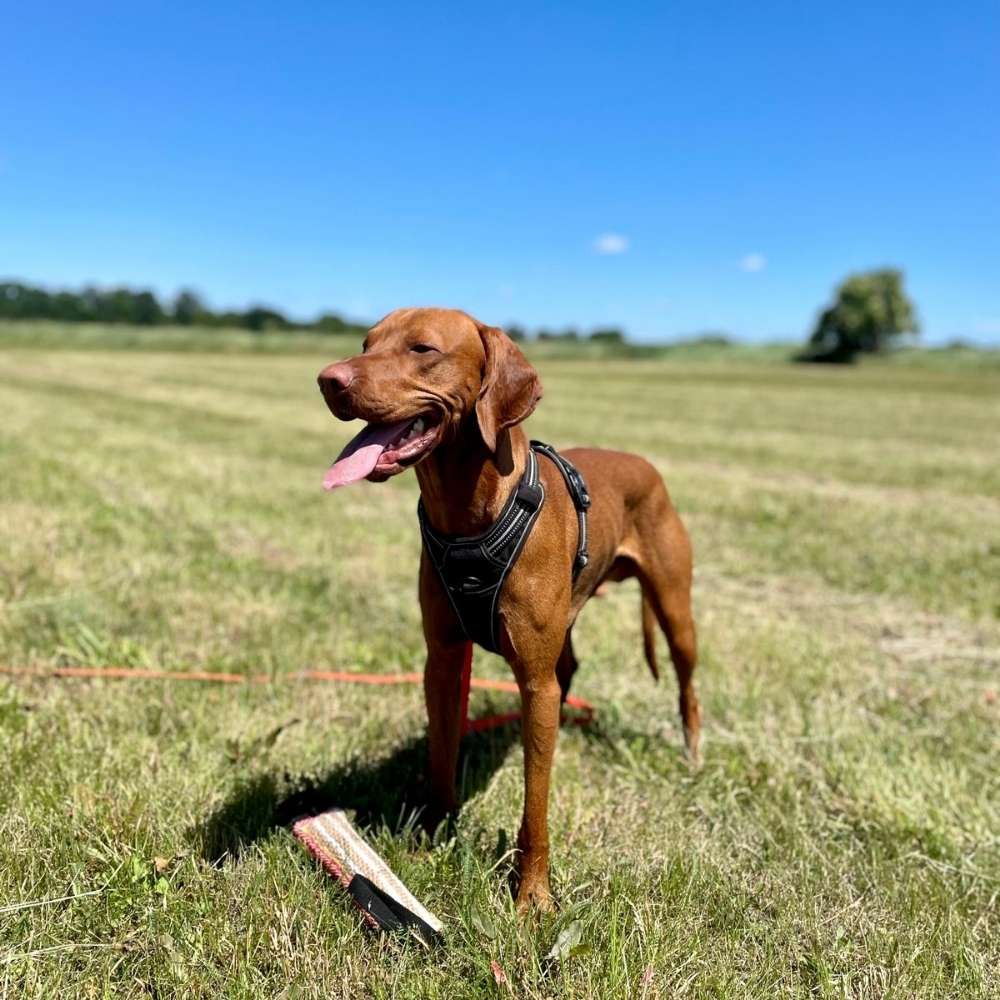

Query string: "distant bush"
[314, 312, 360, 334]
[589, 328, 625, 343]
[678, 331, 733, 347]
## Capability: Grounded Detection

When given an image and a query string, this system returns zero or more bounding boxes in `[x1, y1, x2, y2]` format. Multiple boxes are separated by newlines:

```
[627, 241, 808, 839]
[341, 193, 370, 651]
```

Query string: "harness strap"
[417, 450, 544, 653]
[530, 440, 591, 577]
[417, 442, 590, 653]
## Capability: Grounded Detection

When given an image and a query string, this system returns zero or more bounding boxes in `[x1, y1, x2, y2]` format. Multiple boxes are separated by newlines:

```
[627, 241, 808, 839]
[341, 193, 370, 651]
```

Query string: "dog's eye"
[409, 343, 439, 354]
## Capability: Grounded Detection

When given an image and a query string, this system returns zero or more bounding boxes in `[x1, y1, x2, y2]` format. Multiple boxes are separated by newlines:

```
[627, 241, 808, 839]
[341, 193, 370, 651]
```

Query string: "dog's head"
[318, 307, 542, 488]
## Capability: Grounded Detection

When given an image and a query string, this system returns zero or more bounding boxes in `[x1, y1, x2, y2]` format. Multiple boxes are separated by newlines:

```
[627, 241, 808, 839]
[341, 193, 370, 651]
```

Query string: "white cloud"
[592, 233, 629, 255]
[738, 252, 767, 273]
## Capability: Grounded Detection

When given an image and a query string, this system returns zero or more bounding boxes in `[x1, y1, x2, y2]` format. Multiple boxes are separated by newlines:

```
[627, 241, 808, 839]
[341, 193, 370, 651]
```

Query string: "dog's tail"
[641, 591, 660, 682]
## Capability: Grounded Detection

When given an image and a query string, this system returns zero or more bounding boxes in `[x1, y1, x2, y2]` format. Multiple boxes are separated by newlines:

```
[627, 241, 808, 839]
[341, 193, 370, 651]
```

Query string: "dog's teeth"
[413, 418, 425, 434]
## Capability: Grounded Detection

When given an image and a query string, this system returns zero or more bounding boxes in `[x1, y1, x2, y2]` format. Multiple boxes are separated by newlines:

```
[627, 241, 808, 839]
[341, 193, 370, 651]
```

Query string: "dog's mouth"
[322, 413, 441, 491]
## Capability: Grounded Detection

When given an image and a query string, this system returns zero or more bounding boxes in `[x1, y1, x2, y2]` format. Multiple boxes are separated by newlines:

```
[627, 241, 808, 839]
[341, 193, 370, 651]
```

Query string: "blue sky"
[3, 2, 998, 343]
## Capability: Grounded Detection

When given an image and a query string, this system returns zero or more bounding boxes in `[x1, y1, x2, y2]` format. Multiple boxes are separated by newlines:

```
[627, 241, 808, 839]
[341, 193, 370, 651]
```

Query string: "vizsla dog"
[318, 307, 699, 911]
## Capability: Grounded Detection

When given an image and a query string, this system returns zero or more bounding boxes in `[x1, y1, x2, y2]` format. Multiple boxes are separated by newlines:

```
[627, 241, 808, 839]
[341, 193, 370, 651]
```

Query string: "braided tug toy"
[293, 809, 443, 943]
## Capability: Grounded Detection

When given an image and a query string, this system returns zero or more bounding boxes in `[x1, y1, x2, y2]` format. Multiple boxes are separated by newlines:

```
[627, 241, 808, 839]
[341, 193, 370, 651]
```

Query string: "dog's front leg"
[423, 636, 471, 823]
[511, 651, 563, 913]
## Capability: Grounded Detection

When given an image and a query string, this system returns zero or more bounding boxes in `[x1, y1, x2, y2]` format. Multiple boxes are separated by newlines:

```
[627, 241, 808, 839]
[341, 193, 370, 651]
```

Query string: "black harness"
[417, 441, 591, 653]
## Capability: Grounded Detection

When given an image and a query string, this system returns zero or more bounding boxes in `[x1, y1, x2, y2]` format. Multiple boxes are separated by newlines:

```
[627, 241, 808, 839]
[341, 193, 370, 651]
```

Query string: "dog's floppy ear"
[475, 323, 543, 453]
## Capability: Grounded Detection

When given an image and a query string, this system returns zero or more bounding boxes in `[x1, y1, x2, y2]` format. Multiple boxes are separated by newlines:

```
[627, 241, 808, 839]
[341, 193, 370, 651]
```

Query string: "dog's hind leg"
[555, 631, 580, 702]
[635, 510, 701, 763]
[640, 590, 660, 682]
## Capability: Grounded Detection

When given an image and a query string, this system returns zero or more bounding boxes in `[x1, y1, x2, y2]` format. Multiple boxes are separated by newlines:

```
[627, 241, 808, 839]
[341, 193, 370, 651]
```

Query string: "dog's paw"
[515, 879, 555, 916]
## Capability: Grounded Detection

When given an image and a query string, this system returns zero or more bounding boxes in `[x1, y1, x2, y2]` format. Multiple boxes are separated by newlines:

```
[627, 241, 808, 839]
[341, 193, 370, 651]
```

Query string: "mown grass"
[1, 327, 998, 998]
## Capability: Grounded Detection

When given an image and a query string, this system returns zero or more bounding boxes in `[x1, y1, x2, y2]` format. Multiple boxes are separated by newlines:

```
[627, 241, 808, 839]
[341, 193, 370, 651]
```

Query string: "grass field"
[1, 326, 998, 998]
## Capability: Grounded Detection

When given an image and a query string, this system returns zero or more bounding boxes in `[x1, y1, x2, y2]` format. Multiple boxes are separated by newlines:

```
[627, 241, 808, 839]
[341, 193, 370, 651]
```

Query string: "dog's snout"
[317, 362, 356, 397]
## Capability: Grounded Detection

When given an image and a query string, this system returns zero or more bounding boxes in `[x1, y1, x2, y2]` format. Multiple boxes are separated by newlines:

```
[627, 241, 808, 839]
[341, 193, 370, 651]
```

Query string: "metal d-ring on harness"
[417, 441, 591, 654]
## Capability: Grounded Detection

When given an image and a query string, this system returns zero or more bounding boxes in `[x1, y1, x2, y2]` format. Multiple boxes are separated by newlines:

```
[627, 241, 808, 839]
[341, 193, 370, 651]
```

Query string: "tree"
[0, 282, 52, 319]
[314, 312, 351, 333]
[801, 268, 918, 363]
[242, 305, 288, 332]
[91, 287, 164, 325]
[172, 289, 207, 325]
[537, 328, 579, 341]
[51, 291, 87, 322]
[590, 328, 625, 343]
[133, 290, 165, 325]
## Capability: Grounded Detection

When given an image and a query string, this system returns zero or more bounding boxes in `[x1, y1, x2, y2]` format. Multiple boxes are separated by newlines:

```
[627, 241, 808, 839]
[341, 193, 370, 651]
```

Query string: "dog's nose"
[317, 362, 356, 396]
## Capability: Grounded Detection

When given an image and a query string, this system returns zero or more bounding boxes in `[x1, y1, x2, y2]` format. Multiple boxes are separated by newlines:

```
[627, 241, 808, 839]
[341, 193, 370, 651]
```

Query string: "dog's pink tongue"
[322, 419, 410, 491]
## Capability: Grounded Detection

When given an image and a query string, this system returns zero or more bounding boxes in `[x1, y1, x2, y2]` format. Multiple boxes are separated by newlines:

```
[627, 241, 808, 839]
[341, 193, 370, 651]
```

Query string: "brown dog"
[318, 307, 699, 911]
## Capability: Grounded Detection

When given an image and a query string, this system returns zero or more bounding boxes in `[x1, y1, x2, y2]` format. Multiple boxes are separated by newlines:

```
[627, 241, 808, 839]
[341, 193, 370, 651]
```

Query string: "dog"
[318, 307, 699, 911]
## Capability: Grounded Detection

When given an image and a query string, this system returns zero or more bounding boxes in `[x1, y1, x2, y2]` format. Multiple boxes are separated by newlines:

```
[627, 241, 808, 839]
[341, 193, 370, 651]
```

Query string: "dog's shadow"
[196, 702, 674, 866]
[198, 725, 521, 865]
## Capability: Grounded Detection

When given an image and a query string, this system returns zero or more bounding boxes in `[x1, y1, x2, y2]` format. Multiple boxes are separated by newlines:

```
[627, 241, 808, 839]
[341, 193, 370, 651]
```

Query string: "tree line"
[1, 268, 919, 362]
[0, 281, 367, 335]
[505, 325, 626, 343]
[0, 279, 630, 344]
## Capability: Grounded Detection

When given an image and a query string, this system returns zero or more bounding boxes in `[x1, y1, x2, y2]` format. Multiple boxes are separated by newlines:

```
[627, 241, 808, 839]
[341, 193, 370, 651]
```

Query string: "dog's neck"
[416, 423, 528, 536]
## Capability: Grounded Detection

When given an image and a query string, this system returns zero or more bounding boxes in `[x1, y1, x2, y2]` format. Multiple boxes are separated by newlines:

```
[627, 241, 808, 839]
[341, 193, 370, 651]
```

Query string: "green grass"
[1, 328, 998, 998]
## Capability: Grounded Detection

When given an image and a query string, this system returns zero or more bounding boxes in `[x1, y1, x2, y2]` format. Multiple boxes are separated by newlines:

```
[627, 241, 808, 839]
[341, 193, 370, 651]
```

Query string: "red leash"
[458, 642, 474, 733]
[0, 655, 595, 733]
[455, 642, 593, 733]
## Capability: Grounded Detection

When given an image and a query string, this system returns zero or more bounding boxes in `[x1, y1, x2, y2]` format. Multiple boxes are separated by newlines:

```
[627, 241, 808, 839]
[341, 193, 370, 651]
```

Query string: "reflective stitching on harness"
[417, 443, 590, 653]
